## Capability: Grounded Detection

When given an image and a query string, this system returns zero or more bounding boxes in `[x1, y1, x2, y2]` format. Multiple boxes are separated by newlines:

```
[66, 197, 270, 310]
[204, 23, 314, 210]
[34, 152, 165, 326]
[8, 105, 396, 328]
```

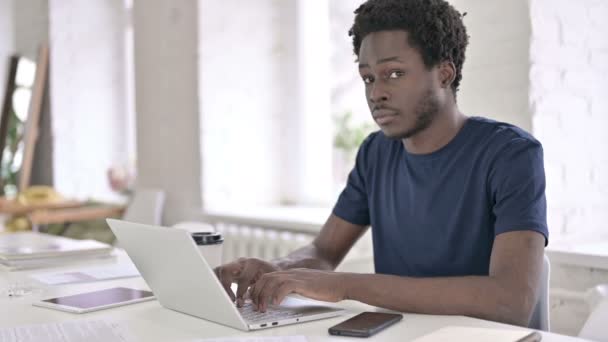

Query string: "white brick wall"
[530, 0, 608, 240]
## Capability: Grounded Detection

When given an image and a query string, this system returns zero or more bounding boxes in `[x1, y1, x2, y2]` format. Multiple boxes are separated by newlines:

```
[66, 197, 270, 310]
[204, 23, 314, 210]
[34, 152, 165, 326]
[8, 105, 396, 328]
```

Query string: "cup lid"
[191, 232, 223, 245]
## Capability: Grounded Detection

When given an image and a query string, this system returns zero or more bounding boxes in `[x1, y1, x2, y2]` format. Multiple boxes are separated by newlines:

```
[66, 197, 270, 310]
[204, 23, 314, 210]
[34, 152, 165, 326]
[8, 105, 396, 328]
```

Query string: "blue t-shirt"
[333, 116, 548, 277]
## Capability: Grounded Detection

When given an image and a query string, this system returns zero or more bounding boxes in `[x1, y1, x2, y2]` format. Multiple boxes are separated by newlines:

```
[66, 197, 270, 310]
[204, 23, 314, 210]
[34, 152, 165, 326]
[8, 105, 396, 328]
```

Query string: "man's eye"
[388, 71, 404, 79]
[362, 76, 374, 84]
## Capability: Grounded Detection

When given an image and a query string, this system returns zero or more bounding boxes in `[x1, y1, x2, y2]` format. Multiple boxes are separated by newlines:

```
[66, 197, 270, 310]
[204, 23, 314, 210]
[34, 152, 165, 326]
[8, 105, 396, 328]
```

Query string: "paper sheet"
[0, 319, 133, 342]
[190, 336, 307, 342]
[30, 263, 140, 285]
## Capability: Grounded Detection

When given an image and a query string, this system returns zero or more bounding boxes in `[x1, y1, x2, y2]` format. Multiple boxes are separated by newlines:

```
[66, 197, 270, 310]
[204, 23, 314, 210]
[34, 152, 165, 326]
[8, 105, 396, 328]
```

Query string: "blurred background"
[0, 0, 607, 337]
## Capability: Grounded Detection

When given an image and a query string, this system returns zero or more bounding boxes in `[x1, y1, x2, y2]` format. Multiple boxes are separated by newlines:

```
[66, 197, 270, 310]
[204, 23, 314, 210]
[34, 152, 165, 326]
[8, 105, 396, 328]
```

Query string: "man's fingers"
[235, 278, 252, 307]
[254, 274, 287, 312]
[272, 281, 299, 306]
[214, 258, 283, 307]
[257, 279, 285, 312]
[214, 262, 244, 302]
[216, 268, 236, 301]
[235, 262, 265, 305]
[250, 273, 273, 309]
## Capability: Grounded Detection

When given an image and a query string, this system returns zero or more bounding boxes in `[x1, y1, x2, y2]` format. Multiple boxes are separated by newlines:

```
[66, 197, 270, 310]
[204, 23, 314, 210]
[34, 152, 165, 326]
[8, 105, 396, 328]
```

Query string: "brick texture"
[530, 0, 608, 240]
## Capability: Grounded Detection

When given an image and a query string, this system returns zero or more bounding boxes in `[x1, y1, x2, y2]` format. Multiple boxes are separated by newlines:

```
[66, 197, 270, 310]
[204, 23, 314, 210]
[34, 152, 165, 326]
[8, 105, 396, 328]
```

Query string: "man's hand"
[249, 268, 347, 312]
[214, 258, 280, 307]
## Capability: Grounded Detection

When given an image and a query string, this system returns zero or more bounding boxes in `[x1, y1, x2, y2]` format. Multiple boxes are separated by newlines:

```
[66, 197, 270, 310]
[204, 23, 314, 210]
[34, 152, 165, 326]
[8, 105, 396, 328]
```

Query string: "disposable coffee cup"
[191, 232, 223, 269]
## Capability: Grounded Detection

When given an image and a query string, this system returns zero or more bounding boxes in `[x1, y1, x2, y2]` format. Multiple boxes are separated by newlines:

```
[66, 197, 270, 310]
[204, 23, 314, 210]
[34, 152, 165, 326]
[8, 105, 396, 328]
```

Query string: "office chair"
[579, 284, 608, 341]
[121, 188, 165, 225]
[529, 254, 551, 331]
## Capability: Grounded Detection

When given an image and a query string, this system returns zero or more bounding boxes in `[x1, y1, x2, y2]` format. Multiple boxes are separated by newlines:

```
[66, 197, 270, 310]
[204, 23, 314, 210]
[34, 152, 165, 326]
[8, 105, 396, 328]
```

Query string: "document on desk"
[0, 319, 133, 342]
[412, 326, 541, 342]
[29, 263, 140, 285]
[190, 336, 307, 342]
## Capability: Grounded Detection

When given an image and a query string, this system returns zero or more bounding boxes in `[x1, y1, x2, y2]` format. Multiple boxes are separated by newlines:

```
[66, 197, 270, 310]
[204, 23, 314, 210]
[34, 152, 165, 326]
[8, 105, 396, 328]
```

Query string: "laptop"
[107, 219, 345, 331]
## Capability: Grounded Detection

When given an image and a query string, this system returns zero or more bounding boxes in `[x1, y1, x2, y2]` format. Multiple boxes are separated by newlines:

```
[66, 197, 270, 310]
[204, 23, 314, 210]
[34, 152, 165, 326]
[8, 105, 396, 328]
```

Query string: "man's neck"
[402, 106, 467, 155]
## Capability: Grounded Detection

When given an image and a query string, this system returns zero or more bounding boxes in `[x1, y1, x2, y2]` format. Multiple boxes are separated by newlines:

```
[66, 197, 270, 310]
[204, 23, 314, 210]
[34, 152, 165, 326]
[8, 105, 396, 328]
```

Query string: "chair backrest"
[529, 254, 551, 331]
[579, 284, 608, 341]
[122, 189, 165, 225]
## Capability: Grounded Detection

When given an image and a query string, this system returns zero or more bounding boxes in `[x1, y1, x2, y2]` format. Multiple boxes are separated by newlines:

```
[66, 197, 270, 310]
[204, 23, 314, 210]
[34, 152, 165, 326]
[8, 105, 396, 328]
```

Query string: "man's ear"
[438, 61, 456, 89]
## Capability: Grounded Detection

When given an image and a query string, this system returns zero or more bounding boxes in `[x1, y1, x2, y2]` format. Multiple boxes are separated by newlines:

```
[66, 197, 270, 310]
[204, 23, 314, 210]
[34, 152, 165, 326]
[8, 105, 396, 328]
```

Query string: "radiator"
[215, 222, 315, 262]
[211, 220, 374, 273]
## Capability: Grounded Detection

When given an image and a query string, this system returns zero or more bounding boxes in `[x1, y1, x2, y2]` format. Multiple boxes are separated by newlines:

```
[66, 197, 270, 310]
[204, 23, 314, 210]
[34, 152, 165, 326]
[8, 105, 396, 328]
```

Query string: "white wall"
[49, 0, 130, 202]
[448, 0, 532, 131]
[530, 0, 608, 241]
[529, 0, 608, 336]
[133, 0, 201, 224]
[13, 0, 48, 60]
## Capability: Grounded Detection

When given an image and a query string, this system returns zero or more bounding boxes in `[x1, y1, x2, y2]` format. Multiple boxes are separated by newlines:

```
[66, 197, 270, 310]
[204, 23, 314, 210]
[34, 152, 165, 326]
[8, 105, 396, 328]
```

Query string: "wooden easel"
[19, 44, 49, 192]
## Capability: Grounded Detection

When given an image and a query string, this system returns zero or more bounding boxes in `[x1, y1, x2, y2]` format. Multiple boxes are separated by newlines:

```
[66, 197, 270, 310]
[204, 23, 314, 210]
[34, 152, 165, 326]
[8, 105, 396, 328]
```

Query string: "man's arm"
[342, 230, 544, 326]
[273, 214, 369, 271]
[250, 230, 545, 327]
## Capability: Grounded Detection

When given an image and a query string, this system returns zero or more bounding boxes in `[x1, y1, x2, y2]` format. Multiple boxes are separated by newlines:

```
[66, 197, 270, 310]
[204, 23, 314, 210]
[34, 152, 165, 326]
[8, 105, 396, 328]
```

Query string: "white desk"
[0, 251, 590, 341]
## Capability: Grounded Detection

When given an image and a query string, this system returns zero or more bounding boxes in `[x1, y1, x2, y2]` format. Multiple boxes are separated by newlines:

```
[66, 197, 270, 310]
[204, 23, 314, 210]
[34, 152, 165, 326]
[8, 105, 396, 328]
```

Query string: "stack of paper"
[0, 232, 114, 270]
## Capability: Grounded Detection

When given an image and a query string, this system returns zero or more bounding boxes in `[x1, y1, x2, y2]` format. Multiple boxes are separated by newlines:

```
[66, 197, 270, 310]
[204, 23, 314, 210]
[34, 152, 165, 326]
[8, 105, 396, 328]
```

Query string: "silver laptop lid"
[107, 219, 248, 331]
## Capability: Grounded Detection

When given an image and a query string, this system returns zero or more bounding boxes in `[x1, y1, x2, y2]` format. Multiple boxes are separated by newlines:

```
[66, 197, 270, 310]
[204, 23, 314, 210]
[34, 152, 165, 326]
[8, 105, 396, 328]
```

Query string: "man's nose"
[369, 82, 389, 104]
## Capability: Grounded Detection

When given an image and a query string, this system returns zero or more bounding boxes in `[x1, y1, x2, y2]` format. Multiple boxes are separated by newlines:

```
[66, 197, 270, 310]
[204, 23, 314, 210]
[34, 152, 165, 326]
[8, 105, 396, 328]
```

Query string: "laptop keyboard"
[237, 302, 303, 323]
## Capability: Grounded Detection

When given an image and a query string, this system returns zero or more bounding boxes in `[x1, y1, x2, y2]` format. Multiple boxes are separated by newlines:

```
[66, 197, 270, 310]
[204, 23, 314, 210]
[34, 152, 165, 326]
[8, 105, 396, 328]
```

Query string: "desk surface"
[0, 251, 590, 342]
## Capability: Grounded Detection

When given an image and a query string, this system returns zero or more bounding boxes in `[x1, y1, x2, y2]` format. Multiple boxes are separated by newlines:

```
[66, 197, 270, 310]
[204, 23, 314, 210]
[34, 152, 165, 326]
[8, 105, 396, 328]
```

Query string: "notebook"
[412, 326, 542, 342]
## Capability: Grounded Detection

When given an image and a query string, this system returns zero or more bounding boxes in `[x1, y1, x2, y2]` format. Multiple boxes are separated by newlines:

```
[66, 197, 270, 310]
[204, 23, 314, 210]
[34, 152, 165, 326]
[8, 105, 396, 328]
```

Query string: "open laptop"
[107, 219, 345, 331]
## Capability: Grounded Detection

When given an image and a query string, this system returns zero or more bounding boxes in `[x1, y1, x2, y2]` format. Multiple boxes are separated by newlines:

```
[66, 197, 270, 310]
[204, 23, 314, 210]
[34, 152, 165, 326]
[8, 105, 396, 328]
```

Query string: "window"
[200, 1, 373, 212]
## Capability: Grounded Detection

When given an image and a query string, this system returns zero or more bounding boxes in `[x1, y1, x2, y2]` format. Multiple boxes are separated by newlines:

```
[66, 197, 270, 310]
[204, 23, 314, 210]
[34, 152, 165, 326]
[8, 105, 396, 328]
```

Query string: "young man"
[215, 0, 548, 327]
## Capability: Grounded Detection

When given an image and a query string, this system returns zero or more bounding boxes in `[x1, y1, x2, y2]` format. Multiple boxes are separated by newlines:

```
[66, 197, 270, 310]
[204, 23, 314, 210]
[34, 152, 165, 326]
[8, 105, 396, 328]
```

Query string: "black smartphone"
[328, 312, 403, 338]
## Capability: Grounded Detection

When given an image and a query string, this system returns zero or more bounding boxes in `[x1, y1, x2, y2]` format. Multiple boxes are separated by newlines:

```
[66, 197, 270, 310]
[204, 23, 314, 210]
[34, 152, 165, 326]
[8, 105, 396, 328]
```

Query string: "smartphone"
[328, 311, 403, 337]
[33, 287, 155, 313]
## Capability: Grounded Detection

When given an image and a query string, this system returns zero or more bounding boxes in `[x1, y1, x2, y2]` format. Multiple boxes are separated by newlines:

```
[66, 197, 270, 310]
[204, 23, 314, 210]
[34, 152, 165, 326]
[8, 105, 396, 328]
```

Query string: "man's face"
[358, 30, 443, 139]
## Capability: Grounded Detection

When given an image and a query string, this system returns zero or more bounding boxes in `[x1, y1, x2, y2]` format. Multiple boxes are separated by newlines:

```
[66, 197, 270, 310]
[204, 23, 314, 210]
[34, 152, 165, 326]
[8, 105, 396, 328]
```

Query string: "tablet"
[33, 287, 155, 313]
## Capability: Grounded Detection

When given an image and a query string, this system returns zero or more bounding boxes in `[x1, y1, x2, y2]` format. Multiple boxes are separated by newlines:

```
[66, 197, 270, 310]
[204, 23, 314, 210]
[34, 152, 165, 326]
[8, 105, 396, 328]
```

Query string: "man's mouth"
[373, 108, 398, 125]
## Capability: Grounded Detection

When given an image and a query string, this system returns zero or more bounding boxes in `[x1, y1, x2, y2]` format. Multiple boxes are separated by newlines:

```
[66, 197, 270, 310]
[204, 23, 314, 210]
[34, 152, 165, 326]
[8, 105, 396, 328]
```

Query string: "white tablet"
[33, 287, 155, 313]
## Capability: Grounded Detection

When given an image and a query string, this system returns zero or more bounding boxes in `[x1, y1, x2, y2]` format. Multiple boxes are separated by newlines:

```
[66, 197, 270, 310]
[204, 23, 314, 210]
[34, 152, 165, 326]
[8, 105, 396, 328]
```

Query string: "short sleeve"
[332, 135, 373, 226]
[490, 138, 549, 245]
